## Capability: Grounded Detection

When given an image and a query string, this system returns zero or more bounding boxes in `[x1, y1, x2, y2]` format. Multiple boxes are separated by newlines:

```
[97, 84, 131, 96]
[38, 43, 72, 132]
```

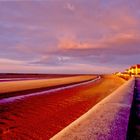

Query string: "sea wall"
[51, 77, 135, 140]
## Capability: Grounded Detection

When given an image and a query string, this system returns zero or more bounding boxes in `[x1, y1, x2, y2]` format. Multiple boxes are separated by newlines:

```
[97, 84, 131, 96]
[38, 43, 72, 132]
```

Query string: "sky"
[0, 0, 140, 74]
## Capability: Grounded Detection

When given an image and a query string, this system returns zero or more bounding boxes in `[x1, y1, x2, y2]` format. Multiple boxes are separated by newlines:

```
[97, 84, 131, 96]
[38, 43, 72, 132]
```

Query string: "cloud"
[65, 3, 75, 11]
[58, 32, 140, 53]
[58, 38, 93, 50]
[0, 0, 140, 73]
[0, 58, 123, 74]
[0, 58, 25, 65]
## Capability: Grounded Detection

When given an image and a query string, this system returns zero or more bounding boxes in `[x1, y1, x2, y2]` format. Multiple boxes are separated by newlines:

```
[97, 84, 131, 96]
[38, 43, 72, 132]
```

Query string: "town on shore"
[115, 64, 140, 79]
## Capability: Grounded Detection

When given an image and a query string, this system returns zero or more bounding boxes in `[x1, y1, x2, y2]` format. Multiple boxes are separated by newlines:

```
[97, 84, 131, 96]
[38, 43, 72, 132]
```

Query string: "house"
[128, 64, 140, 75]
[135, 64, 140, 75]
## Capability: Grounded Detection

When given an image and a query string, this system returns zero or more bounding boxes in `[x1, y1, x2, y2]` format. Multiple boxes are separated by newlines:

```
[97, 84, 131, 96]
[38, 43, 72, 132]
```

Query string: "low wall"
[51, 77, 135, 140]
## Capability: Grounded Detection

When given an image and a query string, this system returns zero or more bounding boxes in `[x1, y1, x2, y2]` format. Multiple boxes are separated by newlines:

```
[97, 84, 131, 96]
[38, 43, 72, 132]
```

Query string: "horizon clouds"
[0, 0, 140, 73]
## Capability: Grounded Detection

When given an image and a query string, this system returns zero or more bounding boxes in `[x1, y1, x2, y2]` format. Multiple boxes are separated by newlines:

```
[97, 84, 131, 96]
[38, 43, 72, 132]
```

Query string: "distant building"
[115, 64, 140, 77]
[128, 64, 140, 75]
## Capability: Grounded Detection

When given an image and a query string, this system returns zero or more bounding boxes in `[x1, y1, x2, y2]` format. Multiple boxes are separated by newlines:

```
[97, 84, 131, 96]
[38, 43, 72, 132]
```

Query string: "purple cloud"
[0, 0, 140, 73]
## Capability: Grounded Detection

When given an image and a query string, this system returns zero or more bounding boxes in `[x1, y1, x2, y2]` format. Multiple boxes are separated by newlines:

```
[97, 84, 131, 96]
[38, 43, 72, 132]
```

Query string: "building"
[128, 64, 140, 75]
[115, 64, 140, 77]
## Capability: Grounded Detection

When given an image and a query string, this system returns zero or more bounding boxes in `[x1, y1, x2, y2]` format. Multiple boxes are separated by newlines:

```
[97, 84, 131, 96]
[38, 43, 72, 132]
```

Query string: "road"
[0, 75, 125, 140]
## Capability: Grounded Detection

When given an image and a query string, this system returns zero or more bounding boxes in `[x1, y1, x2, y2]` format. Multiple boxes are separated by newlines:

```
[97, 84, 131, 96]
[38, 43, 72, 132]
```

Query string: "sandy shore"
[0, 75, 95, 95]
[0, 75, 125, 139]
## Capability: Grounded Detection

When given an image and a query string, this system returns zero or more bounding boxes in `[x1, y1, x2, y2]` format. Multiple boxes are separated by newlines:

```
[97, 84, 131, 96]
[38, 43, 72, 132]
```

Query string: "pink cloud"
[58, 32, 139, 50]
[0, 58, 123, 74]
[64, 3, 75, 11]
[0, 1, 140, 73]
[58, 38, 93, 50]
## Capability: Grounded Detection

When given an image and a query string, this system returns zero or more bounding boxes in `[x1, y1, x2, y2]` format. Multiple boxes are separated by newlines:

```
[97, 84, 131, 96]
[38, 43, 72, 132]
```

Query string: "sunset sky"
[0, 0, 140, 74]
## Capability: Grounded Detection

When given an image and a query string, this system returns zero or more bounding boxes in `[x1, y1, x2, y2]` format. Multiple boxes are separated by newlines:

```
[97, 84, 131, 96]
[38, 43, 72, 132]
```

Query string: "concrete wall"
[51, 77, 135, 140]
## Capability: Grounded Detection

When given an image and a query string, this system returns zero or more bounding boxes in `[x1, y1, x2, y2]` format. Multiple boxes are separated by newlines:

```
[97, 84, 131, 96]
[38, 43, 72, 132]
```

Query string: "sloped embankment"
[51, 77, 135, 140]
